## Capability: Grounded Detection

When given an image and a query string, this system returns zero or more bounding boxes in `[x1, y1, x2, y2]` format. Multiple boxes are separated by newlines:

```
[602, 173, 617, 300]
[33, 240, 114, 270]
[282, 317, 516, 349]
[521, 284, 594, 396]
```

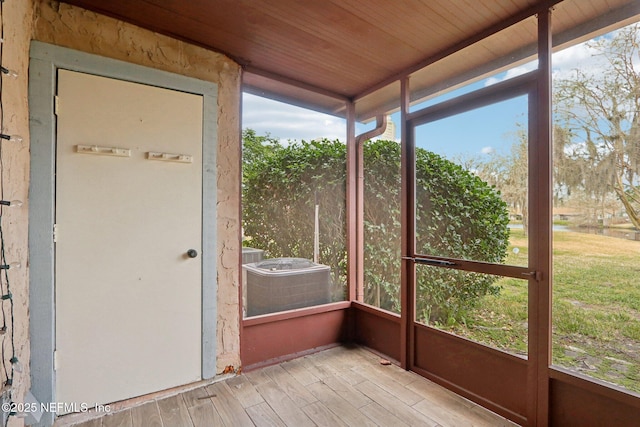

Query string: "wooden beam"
[400, 76, 412, 371]
[531, 8, 553, 427]
[346, 101, 358, 303]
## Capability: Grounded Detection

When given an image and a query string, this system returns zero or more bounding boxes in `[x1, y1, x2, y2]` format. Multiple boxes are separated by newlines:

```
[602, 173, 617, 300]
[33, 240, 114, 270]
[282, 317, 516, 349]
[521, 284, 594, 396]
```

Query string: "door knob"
[187, 249, 198, 258]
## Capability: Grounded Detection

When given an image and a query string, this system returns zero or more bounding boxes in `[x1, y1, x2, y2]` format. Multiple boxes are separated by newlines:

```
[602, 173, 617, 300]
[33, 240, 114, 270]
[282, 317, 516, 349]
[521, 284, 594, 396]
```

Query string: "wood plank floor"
[59, 345, 519, 427]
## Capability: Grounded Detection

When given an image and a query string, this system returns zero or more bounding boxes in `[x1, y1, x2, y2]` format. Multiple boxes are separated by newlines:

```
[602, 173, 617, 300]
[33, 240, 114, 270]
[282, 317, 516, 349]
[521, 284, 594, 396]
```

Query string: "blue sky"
[412, 95, 528, 160]
[243, 83, 527, 162]
[242, 23, 634, 161]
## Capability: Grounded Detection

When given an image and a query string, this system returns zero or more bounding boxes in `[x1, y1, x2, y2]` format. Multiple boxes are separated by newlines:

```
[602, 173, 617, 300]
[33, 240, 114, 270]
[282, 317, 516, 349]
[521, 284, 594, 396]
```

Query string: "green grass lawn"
[439, 228, 640, 392]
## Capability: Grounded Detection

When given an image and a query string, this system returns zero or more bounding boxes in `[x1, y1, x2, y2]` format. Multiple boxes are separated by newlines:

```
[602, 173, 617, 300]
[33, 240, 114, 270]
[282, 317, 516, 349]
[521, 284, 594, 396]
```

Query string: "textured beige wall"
[0, 1, 34, 426]
[33, 0, 242, 372]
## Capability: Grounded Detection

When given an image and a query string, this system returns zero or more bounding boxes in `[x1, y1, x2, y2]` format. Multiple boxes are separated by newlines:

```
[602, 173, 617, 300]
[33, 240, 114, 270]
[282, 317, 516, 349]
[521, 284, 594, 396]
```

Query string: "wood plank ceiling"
[62, 0, 639, 120]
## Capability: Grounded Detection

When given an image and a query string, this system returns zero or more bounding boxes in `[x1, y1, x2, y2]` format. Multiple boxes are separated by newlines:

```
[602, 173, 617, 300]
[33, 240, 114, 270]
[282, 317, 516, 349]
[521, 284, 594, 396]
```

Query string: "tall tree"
[554, 24, 640, 229]
[467, 129, 529, 234]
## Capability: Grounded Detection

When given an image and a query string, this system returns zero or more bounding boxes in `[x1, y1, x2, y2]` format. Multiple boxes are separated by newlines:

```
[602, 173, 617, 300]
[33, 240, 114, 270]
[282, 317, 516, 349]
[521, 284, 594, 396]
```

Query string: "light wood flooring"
[59, 345, 519, 427]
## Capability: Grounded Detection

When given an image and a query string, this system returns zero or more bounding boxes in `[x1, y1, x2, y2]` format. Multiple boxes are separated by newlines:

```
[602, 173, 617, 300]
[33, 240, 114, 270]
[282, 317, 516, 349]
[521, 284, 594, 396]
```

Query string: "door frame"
[402, 72, 539, 425]
[28, 41, 218, 426]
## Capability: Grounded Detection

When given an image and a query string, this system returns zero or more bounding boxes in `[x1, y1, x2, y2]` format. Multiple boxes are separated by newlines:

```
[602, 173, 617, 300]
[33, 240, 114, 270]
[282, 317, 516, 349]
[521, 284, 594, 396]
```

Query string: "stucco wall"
[32, 0, 242, 374]
[0, 1, 35, 425]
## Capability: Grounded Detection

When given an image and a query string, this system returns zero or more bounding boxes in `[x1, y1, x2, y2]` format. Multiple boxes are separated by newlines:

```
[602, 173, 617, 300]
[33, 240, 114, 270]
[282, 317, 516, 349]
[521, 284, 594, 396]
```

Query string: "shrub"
[242, 131, 347, 295]
[414, 148, 510, 323]
[243, 131, 510, 322]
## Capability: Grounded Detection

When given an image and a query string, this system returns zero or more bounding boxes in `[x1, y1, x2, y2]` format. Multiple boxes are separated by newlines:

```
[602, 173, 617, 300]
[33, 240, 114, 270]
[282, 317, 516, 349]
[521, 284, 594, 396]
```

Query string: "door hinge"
[54, 95, 59, 116]
[53, 350, 58, 371]
[53, 224, 58, 243]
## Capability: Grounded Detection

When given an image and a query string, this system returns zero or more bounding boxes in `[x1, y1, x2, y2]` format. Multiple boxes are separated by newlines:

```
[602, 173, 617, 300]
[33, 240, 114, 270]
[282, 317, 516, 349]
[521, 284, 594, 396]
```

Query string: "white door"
[55, 70, 203, 407]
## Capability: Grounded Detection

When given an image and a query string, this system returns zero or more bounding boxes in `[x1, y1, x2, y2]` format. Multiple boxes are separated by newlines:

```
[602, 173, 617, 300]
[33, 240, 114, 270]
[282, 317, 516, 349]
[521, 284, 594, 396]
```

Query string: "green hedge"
[243, 131, 510, 323]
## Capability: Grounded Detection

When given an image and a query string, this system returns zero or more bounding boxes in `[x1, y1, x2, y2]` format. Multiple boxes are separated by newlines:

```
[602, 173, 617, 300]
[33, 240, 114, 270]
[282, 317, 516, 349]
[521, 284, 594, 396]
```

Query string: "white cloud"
[481, 146, 494, 154]
[484, 63, 537, 86]
[551, 39, 608, 81]
[243, 93, 346, 142]
[483, 24, 640, 87]
[551, 24, 640, 87]
[482, 41, 604, 87]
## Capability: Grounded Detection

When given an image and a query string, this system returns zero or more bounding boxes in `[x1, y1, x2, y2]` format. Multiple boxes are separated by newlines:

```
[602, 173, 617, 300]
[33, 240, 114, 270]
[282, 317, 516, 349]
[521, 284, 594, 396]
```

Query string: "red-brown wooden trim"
[407, 71, 537, 127]
[352, 303, 402, 362]
[403, 38, 542, 427]
[242, 301, 351, 327]
[241, 305, 350, 368]
[406, 255, 534, 281]
[244, 65, 350, 102]
[549, 367, 640, 407]
[346, 101, 357, 304]
[400, 76, 413, 371]
[531, 9, 553, 427]
[413, 321, 528, 362]
[243, 343, 342, 372]
[549, 369, 640, 426]
[351, 300, 401, 321]
[412, 323, 529, 426]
